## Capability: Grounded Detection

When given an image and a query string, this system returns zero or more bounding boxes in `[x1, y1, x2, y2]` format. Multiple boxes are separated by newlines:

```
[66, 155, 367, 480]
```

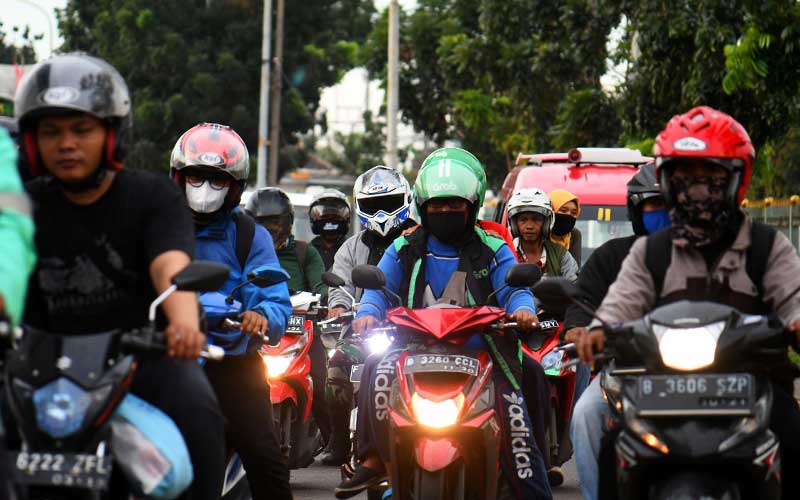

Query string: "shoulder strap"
[294, 240, 309, 289]
[745, 221, 776, 299]
[233, 211, 256, 272]
[544, 241, 565, 277]
[644, 228, 673, 298]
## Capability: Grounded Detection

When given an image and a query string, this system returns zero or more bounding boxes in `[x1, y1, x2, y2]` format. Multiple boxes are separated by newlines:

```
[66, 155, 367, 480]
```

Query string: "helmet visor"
[309, 201, 350, 220]
[358, 194, 406, 216]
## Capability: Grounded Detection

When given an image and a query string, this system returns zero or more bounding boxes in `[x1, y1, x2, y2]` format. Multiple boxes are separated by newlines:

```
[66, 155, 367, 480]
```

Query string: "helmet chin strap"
[55, 163, 108, 193]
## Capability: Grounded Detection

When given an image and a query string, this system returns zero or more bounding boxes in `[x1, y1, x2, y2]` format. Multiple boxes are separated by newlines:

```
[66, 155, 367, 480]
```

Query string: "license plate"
[350, 364, 364, 383]
[539, 319, 560, 330]
[320, 321, 343, 336]
[286, 314, 305, 334]
[11, 451, 112, 489]
[404, 354, 480, 376]
[636, 373, 754, 416]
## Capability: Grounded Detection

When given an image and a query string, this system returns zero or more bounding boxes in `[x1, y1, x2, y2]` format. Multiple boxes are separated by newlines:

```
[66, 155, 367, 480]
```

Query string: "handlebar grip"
[202, 345, 225, 361]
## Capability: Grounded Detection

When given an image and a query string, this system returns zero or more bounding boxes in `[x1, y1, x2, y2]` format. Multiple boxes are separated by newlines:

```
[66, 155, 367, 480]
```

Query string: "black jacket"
[563, 234, 639, 330]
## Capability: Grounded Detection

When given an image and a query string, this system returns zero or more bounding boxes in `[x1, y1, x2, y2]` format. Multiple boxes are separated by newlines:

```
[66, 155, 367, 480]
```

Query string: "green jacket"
[276, 236, 327, 296]
[0, 129, 36, 324]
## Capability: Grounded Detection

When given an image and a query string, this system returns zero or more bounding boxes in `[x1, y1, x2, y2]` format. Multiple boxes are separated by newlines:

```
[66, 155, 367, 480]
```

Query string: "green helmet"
[414, 149, 484, 223]
[419, 147, 487, 207]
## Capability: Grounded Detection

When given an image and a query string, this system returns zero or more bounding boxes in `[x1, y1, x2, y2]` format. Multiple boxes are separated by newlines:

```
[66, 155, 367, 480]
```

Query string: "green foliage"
[548, 89, 622, 151]
[57, 0, 374, 171]
[0, 22, 38, 64]
[316, 111, 386, 176]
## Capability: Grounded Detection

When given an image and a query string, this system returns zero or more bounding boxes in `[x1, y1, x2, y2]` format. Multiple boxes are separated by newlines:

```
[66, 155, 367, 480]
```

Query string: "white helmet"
[507, 188, 554, 238]
[354, 165, 412, 237]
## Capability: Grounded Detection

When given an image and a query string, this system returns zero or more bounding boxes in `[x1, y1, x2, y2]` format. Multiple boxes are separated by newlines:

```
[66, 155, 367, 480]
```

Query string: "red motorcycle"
[260, 292, 323, 469]
[521, 318, 576, 472]
[351, 263, 542, 500]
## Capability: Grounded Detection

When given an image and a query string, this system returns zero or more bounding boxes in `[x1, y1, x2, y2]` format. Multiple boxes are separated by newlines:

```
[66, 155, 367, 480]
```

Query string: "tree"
[57, 0, 375, 175]
[364, 0, 623, 186]
[0, 23, 38, 65]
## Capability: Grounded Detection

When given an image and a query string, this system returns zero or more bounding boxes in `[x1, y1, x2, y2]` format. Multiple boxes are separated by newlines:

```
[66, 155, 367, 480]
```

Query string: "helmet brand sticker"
[39, 87, 80, 105]
[197, 152, 224, 165]
[673, 137, 707, 151]
[430, 183, 457, 192]
[366, 183, 390, 194]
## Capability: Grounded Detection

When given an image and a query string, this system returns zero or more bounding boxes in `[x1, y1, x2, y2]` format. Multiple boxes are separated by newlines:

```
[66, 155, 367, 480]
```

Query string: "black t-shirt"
[24, 170, 195, 334]
[311, 235, 347, 271]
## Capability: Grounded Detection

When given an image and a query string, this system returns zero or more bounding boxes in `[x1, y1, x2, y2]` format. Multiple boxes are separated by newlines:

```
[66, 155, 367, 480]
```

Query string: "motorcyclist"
[507, 188, 580, 282]
[336, 148, 552, 500]
[574, 106, 800, 500]
[547, 189, 582, 264]
[0, 128, 35, 326]
[244, 186, 332, 447]
[309, 189, 351, 270]
[563, 162, 669, 500]
[16, 53, 226, 500]
[323, 165, 417, 466]
[171, 123, 293, 500]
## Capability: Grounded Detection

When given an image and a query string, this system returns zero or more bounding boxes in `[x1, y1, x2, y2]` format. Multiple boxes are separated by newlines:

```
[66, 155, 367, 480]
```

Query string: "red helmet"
[654, 106, 754, 205]
[170, 123, 249, 181]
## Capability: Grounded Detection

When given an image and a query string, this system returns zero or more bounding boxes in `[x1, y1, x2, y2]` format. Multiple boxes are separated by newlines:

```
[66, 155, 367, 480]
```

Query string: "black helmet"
[15, 52, 132, 176]
[627, 162, 662, 235]
[245, 188, 294, 248]
[309, 190, 350, 237]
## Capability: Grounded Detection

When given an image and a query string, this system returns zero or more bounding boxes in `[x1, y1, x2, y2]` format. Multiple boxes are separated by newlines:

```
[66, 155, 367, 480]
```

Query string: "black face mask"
[427, 212, 469, 245]
[312, 219, 348, 237]
[551, 213, 576, 236]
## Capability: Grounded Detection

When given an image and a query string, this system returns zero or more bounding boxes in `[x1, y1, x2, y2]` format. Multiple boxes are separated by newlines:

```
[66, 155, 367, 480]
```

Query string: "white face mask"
[185, 181, 229, 213]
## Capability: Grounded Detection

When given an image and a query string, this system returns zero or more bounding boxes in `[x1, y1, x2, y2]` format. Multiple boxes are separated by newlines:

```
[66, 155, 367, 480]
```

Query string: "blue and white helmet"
[354, 165, 412, 237]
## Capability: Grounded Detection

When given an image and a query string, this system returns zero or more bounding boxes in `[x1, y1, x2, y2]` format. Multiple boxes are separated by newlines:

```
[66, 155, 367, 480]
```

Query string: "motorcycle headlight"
[653, 321, 725, 371]
[32, 377, 93, 439]
[411, 393, 465, 429]
[541, 351, 564, 373]
[263, 354, 294, 378]
[366, 332, 392, 355]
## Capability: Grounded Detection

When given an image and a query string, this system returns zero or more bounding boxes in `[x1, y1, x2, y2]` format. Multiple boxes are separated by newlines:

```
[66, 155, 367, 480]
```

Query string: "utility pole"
[268, 0, 285, 187]
[256, 0, 273, 188]
[386, 0, 399, 170]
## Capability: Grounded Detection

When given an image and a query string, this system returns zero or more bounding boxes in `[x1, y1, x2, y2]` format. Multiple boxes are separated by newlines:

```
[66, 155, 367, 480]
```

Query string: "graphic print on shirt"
[37, 235, 136, 317]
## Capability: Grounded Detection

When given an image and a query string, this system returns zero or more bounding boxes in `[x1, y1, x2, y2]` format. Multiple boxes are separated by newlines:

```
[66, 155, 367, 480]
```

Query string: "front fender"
[414, 437, 462, 472]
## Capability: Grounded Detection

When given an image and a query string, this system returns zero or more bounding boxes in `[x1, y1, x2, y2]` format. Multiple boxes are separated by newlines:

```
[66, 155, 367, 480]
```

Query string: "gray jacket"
[591, 217, 800, 327]
[328, 231, 372, 310]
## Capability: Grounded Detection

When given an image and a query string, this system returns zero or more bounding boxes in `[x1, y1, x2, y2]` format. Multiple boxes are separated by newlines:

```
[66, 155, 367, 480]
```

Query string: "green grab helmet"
[414, 155, 483, 224]
[420, 147, 487, 207]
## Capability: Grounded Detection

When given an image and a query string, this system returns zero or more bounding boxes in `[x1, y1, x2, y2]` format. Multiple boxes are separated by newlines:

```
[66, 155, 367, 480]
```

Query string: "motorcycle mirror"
[171, 261, 230, 292]
[505, 263, 543, 288]
[322, 272, 346, 288]
[351, 265, 385, 290]
[531, 277, 578, 304]
[247, 265, 290, 288]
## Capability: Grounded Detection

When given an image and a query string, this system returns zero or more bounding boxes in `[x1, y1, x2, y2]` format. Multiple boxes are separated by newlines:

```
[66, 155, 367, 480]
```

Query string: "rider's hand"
[786, 320, 800, 348]
[508, 310, 538, 332]
[401, 224, 420, 236]
[564, 327, 587, 344]
[240, 311, 268, 338]
[165, 320, 205, 359]
[352, 315, 378, 334]
[328, 306, 347, 319]
[576, 328, 605, 365]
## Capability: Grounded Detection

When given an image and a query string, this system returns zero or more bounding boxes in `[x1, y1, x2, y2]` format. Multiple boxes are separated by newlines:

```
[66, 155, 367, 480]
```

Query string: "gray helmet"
[245, 187, 294, 221]
[14, 52, 132, 174]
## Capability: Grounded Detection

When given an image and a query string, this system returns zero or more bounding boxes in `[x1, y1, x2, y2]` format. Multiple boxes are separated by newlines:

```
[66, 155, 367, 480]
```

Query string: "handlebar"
[120, 332, 225, 361]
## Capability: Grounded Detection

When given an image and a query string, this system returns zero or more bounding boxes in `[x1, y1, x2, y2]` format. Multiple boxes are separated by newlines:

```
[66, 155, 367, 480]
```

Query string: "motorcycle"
[351, 263, 543, 500]
[4, 261, 229, 500]
[520, 316, 576, 472]
[534, 278, 788, 499]
[260, 290, 325, 469]
[199, 265, 291, 500]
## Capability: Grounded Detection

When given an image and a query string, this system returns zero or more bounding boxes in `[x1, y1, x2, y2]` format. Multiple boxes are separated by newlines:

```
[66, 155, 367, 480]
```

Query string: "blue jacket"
[195, 209, 292, 355]
[357, 235, 536, 321]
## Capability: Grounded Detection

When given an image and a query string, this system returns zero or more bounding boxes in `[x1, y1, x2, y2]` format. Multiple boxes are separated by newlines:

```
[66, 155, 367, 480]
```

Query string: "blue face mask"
[642, 208, 671, 234]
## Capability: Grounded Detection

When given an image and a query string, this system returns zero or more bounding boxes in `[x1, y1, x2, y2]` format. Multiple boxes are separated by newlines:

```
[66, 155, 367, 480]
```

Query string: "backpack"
[644, 221, 776, 301]
[232, 211, 256, 272]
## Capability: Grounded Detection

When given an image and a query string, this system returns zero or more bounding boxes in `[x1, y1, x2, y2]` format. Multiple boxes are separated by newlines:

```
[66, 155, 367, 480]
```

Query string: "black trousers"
[309, 330, 331, 442]
[522, 354, 552, 469]
[205, 351, 292, 500]
[770, 383, 800, 500]
[125, 357, 226, 500]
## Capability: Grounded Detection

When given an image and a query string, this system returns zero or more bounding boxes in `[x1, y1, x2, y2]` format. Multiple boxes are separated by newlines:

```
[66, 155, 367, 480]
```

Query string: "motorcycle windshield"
[386, 306, 506, 340]
[10, 328, 119, 387]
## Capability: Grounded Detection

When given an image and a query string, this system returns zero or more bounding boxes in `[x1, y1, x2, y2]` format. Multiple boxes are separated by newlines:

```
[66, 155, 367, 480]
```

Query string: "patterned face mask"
[669, 175, 731, 247]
